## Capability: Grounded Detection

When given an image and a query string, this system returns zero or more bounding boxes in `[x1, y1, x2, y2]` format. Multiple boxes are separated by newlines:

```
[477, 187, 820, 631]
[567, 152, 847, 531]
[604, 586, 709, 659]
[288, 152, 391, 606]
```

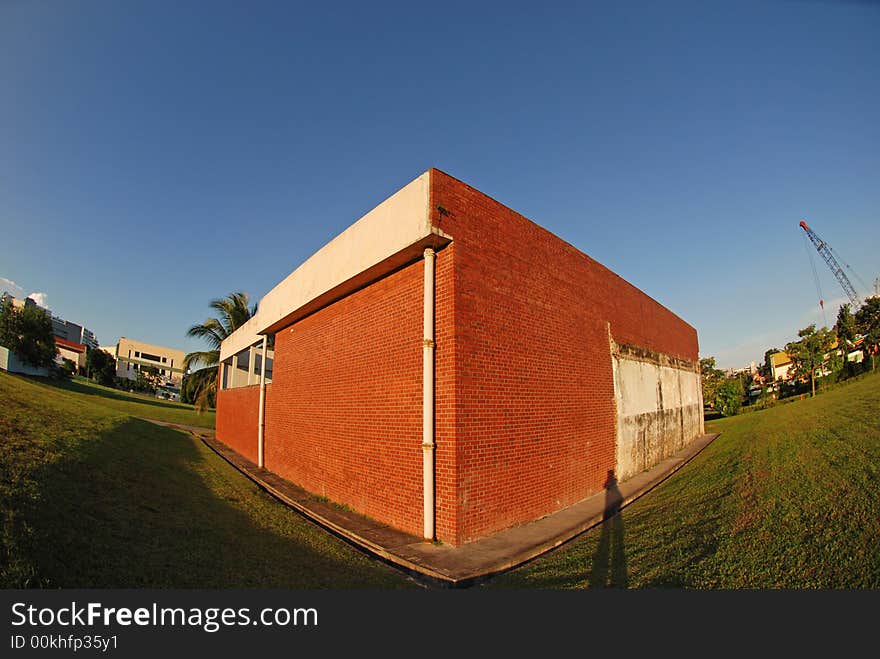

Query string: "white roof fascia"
[219, 171, 447, 362]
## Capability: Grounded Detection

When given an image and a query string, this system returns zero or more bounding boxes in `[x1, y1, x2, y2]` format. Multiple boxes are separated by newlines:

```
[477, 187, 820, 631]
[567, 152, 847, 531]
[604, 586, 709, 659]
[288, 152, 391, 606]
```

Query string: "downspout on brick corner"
[257, 336, 268, 468]
[422, 247, 436, 541]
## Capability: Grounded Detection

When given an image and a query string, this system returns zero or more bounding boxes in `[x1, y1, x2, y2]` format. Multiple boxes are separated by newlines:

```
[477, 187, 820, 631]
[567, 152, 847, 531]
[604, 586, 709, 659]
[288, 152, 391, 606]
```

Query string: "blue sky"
[1, 1, 877, 369]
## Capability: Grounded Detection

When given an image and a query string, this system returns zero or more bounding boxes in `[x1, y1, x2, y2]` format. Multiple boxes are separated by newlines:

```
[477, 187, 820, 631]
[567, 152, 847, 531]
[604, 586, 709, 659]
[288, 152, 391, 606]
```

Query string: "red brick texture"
[215, 385, 262, 464]
[215, 169, 699, 546]
[429, 169, 698, 543]
[263, 250, 457, 540]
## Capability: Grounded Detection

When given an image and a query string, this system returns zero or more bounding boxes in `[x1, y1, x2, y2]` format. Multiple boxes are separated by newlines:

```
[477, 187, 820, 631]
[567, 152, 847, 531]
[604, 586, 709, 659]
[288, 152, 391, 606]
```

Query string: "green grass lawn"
[0, 371, 411, 588]
[490, 370, 880, 589]
[4, 368, 878, 589]
[59, 375, 216, 428]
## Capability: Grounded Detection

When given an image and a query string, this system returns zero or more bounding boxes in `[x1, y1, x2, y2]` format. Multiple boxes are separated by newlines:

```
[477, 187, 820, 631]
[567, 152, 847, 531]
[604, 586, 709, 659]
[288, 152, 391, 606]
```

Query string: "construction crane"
[799, 220, 863, 309]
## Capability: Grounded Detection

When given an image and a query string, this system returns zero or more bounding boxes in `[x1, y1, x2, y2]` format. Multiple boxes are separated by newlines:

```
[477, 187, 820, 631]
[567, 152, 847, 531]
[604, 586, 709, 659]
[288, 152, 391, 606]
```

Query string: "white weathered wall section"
[612, 340, 704, 481]
[220, 171, 441, 361]
[0, 345, 50, 377]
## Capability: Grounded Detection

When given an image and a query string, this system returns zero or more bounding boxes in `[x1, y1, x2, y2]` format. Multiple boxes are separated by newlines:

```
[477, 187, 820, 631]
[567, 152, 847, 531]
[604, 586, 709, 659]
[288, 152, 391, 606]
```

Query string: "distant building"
[725, 361, 757, 378]
[51, 316, 98, 350]
[55, 337, 87, 374]
[846, 349, 864, 363]
[0, 292, 98, 349]
[830, 337, 865, 364]
[2, 292, 46, 313]
[769, 351, 794, 381]
[105, 337, 186, 399]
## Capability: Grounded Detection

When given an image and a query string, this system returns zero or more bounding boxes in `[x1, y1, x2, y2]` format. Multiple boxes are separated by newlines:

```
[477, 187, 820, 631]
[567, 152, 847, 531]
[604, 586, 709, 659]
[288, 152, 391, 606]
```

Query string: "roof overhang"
[219, 171, 451, 362]
[55, 338, 87, 353]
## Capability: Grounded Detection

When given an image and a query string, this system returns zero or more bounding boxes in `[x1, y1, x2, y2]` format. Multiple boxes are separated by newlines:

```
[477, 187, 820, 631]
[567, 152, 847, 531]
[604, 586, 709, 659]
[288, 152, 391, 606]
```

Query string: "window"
[140, 352, 161, 362]
[162, 357, 167, 363]
[221, 358, 231, 389]
[135, 351, 140, 358]
[236, 352, 249, 369]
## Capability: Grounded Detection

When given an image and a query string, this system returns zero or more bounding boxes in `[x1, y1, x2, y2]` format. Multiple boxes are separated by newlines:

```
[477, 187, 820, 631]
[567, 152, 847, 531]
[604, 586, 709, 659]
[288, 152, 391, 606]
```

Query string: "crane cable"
[827, 242, 871, 297]
[803, 230, 828, 327]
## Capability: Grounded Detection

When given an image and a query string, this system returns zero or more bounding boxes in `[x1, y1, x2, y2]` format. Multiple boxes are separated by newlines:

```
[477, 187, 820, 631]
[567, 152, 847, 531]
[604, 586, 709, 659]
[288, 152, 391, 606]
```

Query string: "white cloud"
[0, 277, 24, 298]
[28, 292, 48, 308]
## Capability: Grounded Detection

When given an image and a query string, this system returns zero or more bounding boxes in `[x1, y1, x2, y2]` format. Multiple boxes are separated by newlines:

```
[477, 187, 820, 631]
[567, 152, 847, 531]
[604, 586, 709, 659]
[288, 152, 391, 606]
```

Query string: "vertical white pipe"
[257, 336, 268, 468]
[423, 248, 436, 541]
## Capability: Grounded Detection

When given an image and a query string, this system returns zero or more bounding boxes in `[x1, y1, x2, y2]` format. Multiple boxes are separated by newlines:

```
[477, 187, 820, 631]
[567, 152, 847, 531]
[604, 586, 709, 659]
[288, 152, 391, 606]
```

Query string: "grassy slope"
[491, 371, 880, 589]
[0, 371, 410, 588]
[56, 376, 216, 428]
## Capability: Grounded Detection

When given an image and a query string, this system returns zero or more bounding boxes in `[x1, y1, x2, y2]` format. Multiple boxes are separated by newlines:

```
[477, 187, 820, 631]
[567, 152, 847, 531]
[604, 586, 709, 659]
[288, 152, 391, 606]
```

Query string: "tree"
[700, 357, 724, 409]
[758, 348, 782, 382]
[86, 347, 117, 386]
[184, 291, 257, 411]
[179, 373, 203, 405]
[785, 324, 836, 397]
[55, 358, 76, 380]
[0, 298, 56, 368]
[135, 366, 160, 394]
[835, 303, 860, 378]
[0, 298, 16, 349]
[715, 378, 743, 417]
[835, 304, 856, 352]
[759, 347, 781, 382]
[855, 297, 880, 372]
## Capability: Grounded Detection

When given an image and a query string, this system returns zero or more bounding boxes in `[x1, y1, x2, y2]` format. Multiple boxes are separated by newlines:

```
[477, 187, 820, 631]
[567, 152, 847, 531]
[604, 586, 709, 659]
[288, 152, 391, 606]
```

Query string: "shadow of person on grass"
[590, 469, 628, 588]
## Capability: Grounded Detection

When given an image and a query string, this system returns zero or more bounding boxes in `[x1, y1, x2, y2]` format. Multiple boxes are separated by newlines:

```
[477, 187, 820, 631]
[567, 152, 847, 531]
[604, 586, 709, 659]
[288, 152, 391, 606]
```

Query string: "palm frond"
[185, 291, 257, 411]
[183, 350, 219, 371]
[184, 365, 218, 412]
[209, 291, 253, 336]
[186, 318, 227, 350]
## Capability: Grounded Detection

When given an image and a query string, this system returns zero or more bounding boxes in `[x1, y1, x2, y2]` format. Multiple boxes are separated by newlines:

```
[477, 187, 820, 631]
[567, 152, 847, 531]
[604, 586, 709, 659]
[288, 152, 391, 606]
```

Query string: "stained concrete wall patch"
[611, 339, 703, 481]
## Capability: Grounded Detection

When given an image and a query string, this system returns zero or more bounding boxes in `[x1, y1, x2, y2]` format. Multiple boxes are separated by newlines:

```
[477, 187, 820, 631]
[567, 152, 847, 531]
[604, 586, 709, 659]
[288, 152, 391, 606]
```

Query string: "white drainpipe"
[257, 336, 268, 468]
[422, 247, 436, 541]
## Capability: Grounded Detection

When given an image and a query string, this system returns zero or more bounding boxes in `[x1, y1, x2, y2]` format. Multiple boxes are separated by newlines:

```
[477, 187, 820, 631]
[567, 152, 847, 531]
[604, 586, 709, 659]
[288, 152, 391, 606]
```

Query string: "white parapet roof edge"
[220, 171, 449, 361]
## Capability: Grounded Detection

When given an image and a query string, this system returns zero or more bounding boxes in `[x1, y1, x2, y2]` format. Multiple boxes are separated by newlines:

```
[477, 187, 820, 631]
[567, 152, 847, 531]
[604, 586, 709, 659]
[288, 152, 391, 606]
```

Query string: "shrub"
[715, 379, 744, 417]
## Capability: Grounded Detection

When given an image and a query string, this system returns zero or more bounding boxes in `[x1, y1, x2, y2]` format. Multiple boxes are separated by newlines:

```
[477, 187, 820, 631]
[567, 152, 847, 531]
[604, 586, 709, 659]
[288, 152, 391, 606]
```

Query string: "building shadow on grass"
[590, 470, 629, 588]
[3, 417, 405, 588]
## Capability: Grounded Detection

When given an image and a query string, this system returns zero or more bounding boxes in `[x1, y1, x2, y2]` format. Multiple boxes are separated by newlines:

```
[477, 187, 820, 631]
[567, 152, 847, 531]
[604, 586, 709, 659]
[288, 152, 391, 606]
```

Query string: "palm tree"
[183, 291, 257, 410]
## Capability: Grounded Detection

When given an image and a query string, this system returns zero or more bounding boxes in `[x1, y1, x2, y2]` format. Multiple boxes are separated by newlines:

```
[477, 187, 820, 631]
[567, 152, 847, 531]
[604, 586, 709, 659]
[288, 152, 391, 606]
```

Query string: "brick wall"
[263, 251, 458, 541]
[214, 169, 699, 547]
[430, 169, 699, 543]
[216, 385, 262, 464]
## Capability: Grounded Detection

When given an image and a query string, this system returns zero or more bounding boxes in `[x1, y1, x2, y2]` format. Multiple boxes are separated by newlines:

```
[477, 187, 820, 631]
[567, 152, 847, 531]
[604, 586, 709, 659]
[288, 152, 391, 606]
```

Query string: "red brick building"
[216, 169, 703, 547]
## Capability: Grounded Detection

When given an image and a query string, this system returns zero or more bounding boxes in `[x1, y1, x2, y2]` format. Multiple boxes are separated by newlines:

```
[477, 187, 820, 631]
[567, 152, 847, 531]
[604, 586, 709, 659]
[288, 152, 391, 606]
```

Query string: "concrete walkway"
[145, 418, 719, 587]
